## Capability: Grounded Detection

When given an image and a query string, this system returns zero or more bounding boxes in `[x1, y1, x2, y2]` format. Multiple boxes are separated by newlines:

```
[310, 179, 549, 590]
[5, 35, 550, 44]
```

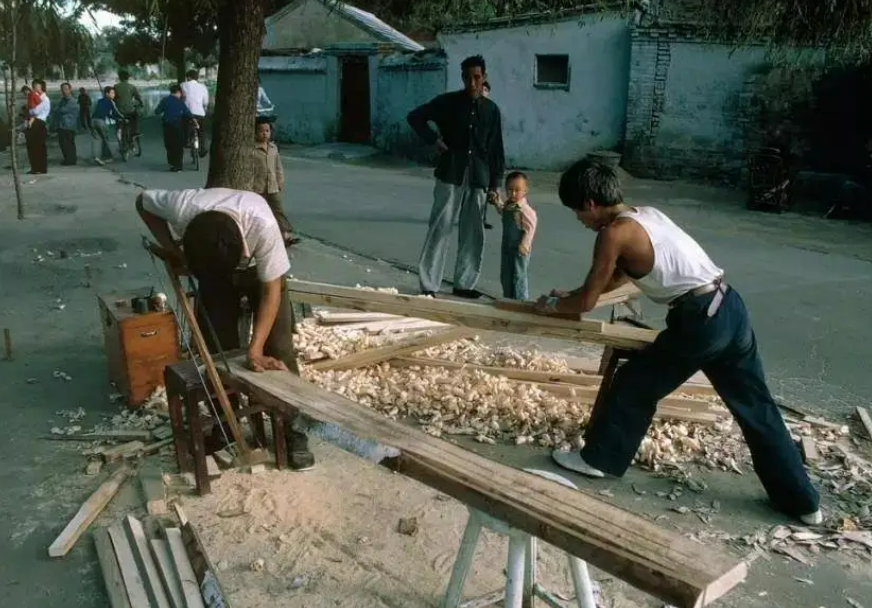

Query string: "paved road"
[109, 123, 872, 418]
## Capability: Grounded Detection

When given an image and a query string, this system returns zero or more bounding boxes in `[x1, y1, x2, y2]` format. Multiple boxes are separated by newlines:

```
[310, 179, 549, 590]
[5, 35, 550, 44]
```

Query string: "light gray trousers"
[418, 177, 487, 293]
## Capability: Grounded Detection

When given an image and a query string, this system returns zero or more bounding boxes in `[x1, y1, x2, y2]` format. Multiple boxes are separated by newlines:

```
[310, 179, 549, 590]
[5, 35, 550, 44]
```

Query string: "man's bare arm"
[549, 228, 623, 314]
[248, 278, 287, 372]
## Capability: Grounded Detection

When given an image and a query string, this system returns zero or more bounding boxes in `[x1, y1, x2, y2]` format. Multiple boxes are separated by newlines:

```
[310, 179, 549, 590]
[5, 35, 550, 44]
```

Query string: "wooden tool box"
[98, 292, 180, 407]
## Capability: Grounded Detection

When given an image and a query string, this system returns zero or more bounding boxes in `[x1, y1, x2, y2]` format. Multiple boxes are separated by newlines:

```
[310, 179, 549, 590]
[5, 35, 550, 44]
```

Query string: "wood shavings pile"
[296, 324, 740, 470]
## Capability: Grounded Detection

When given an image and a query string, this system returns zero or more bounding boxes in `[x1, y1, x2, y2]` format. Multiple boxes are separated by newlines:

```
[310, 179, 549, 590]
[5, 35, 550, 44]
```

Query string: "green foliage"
[696, 0, 872, 59]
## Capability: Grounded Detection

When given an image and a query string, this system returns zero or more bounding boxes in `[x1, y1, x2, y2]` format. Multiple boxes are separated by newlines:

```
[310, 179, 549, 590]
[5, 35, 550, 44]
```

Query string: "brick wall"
[623, 24, 826, 182]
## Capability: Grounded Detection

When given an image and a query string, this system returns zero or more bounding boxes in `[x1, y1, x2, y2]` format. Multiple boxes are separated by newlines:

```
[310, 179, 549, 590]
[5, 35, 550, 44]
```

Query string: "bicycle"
[187, 118, 201, 171]
[116, 117, 142, 162]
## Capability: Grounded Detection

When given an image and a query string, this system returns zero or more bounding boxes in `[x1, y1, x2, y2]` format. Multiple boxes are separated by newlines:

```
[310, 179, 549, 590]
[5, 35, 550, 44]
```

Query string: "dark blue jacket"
[156, 95, 192, 127]
[93, 97, 121, 121]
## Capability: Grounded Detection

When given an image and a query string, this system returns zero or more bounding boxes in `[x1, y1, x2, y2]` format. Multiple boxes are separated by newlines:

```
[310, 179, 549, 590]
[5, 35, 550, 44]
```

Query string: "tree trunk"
[206, 0, 267, 189]
[5, 0, 25, 220]
[171, 42, 186, 83]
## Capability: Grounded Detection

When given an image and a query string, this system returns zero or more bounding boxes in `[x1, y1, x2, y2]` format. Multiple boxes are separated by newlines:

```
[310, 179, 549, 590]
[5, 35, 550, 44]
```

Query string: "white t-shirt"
[180, 80, 209, 117]
[140, 188, 290, 282]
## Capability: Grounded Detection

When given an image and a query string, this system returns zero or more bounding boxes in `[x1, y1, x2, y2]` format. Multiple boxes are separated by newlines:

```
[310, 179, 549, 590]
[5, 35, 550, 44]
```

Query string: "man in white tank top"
[533, 159, 820, 525]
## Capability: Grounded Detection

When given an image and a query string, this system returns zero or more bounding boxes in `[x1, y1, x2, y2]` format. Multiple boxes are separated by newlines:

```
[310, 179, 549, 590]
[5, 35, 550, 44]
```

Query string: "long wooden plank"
[48, 465, 133, 557]
[309, 327, 476, 372]
[391, 356, 720, 399]
[125, 515, 172, 608]
[42, 430, 154, 442]
[93, 527, 133, 608]
[151, 539, 185, 608]
[108, 523, 151, 608]
[495, 282, 642, 317]
[166, 528, 207, 608]
[315, 310, 400, 324]
[164, 261, 249, 457]
[287, 280, 658, 350]
[140, 466, 168, 516]
[221, 360, 746, 608]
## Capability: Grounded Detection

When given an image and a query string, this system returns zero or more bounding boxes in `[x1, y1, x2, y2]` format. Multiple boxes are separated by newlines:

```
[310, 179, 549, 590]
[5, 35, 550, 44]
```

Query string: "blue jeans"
[500, 206, 530, 300]
[581, 287, 819, 517]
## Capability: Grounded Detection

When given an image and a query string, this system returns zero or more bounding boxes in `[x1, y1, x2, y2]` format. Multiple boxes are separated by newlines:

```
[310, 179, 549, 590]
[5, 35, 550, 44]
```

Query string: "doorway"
[339, 55, 371, 144]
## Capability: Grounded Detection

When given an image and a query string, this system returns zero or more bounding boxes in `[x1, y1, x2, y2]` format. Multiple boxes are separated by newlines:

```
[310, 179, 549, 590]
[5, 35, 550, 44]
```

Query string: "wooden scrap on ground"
[310, 327, 476, 372]
[178, 513, 235, 608]
[855, 406, 872, 440]
[800, 436, 819, 464]
[152, 425, 174, 441]
[205, 456, 222, 479]
[213, 449, 234, 469]
[315, 311, 398, 325]
[48, 465, 133, 558]
[101, 441, 147, 463]
[140, 466, 168, 516]
[42, 430, 154, 442]
[125, 515, 171, 608]
[93, 527, 133, 608]
[107, 523, 152, 607]
[141, 438, 174, 456]
[166, 528, 207, 608]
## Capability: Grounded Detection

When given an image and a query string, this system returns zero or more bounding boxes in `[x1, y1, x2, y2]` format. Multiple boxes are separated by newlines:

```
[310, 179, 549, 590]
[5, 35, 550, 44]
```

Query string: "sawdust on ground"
[182, 443, 654, 608]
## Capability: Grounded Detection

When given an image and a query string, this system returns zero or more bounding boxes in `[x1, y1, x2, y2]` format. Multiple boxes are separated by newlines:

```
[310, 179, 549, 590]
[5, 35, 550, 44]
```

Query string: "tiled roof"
[337, 2, 424, 51]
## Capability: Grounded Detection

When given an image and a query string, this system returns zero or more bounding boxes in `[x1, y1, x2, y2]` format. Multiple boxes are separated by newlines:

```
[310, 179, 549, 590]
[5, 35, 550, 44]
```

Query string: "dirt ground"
[2, 141, 872, 608]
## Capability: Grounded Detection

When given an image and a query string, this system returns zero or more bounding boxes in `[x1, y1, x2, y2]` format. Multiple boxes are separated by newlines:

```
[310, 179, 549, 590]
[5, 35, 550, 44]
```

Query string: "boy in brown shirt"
[252, 119, 296, 246]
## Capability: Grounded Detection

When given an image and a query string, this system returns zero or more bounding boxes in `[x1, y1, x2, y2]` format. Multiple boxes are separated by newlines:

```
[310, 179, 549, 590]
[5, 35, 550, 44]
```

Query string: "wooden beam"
[287, 280, 658, 351]
[164, 261, 250, 457]
[125, 515, 171, 608]
[48, 465, 133, 558]
[101, 441, 147, 463]
[93, 527, 133, 608]
[221, 359, 747, 608]
[166, 528, 206, 608]
[41, 430, 154, 442]
[391, 356, 720, 399]
[108, 523, 151, 608]
[496, 282, 643, 317]
[856, 406, 872, 440]
[309, 327, 476, 372]
[150, 539, 185, 608]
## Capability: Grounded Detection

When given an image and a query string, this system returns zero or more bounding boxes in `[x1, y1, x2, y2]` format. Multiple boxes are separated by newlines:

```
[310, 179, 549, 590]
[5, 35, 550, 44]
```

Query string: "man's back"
[114, 81, 140, 114]
[181, 80, 209, 116]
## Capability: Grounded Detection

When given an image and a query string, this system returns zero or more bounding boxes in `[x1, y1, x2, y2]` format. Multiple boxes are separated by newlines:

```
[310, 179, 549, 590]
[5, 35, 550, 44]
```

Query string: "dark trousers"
[261, 192, 293, 235]
[196, 267, 296, 372]
[25, 119, 48, 173]
[79, 110, 92, 132]
[58, 129, 77, 165]
[123, 111, 140, 136]
[163, 122, 184, 170]
[500, 207, 530, 300]
[581, 287, 819, 517]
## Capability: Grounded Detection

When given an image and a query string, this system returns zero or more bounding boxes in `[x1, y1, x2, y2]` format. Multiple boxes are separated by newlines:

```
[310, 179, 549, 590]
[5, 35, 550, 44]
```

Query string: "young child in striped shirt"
[500, 171, 537, 300]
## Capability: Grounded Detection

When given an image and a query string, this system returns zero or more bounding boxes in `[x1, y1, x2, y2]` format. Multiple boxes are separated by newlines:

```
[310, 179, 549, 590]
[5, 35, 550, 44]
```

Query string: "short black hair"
[558, 158, 623, 210]
[170, 84, 182, 94]
[186, 69, 198, 80]
[61, 82, 72, 90]
[119, 69, 130, 80]
[20, 85, 30, 93]
[483, 80, 491, 91]
[461, 55, 486, 74]
[182, 211, 244, 280]
[505, 170, 528, 184]
[103, 86, 114, 95]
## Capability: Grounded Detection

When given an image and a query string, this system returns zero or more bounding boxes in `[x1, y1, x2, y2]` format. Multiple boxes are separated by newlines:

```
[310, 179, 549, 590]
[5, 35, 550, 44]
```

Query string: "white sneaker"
[799, 510, 823, 526]
[551, 450, 605, 478]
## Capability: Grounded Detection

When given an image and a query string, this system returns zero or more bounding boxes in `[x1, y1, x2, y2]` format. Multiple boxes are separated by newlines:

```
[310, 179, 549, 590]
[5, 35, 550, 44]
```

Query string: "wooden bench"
[220, 357, 747, 608]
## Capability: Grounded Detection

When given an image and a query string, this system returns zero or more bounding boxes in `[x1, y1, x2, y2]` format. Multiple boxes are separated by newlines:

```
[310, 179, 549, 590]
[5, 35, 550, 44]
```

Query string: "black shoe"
[484, 222, 493, 230]
[199, 150, 208, 158]
[287, 431, 315, 472]
[421, 290, 436, 297]
[452, 288, 483, 300]
[170, 167, 182, 172]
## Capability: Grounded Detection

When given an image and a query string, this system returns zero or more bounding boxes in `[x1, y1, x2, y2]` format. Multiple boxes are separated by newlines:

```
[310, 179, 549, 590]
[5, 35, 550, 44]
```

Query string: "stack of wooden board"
[92, 512, 230, 608]
[287, 280, 659, 350]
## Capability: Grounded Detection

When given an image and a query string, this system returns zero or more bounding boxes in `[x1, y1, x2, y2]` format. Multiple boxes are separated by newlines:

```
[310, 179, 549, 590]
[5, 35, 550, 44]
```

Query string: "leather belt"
[669, 277, 728, 317]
